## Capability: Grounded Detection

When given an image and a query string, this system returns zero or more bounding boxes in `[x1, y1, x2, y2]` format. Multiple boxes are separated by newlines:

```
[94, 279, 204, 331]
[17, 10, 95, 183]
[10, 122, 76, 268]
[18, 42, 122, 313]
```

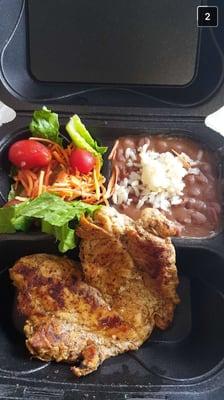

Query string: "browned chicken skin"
[10, 206, 179, 376]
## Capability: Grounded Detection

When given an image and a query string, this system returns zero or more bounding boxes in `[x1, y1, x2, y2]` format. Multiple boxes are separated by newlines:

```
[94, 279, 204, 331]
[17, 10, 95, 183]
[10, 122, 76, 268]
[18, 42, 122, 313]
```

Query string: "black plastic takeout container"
[1, 0, 224, 399]
[1, 116, 224, 400]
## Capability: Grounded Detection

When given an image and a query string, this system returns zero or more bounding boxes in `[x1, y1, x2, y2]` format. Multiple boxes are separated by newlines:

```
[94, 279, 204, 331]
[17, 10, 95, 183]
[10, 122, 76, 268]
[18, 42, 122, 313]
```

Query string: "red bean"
[191, 211, 207, 225]
[184, 174, 195, 185]
[183, 216, 192, 224]
[185, 198, 207, 212]
[195, 173, 208, 184]
[118, 165, 128, 180]
[173, 143, 183, 152]
[209, 202, 221, 213]
[123, 139, 135, 148]
[207, 207, 219, 225]
[205, 185, 216, 201]
[188, 186, 201, 197]
[185, 198, 196, 209]
[116, 148, 125, 162]
[113, 161, 124, 175]
[172, 206, 191, 224]
[156, 140, 168, 152]
[194, 200, 207, 212]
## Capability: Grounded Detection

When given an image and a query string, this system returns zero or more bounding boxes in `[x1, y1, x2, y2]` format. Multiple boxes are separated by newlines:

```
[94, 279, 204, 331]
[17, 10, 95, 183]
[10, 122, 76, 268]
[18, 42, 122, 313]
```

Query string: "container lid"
[0, 0, 224, 116]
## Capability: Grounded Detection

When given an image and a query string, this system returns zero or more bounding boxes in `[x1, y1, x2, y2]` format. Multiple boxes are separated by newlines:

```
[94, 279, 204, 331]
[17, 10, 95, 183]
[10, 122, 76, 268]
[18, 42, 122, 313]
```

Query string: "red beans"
[116, 148, 125, 162]
[207, 207, 219, 225]
[183, 216, 192, 224]
[188, 186, 201, 197]
[185, 198, 196, 209]
[205, 185, 216, 201]
[8, 140, 51, 169]
[185, 198, 206, 212]
[191, 211, 207, 225]
[195, 173, 208, 184]
[209, 202, 221, 213]
[123, 139, 135, 148]
[195, 200, 207, 212]
[172, 206, 191, 224]
[184, 175, 195, 185]
[172, 143, 183, 152]
[112, 135, 221, 237]
[156, 140, 168, 152]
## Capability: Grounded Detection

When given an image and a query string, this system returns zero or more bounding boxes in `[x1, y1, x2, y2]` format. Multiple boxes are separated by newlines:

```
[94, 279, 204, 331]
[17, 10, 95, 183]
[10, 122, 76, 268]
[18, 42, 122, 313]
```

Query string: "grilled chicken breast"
[10, 207, 179, 376]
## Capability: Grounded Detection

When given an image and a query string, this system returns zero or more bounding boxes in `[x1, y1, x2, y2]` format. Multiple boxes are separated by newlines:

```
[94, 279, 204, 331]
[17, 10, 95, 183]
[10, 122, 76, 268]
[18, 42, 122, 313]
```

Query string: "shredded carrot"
[26, 170, 37, 180]
[171, 148, 191, 169]
[26, 174, 34, 197]
[52, 151, 67, 166]
[31, 179, 39, 198]
[17, 171, 30, 196]
[106, 165, 119, 198]
[95, 156, 101, 179]
[44, 162, 52, 186]
[38, 170, 45, 196]
[59, 146, 70, 164]
[108, 140, 119, 160]
[93, 168, 100, 200]
[66, 143, 74, 156]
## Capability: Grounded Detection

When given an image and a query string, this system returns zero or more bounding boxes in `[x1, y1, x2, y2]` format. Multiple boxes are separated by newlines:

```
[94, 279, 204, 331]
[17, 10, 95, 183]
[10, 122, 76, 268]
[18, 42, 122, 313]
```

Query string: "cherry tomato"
[70, 148, 95, 174]
[8, 140, 51, 169]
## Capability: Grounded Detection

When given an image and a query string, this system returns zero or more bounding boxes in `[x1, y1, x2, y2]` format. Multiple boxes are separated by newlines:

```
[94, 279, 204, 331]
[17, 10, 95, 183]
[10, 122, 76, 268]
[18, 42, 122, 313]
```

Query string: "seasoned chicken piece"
[10, 254, 139, 377]
[10, 207, 179, 376]
[136, 208, 181, 238]
[78, 207, 179, 336]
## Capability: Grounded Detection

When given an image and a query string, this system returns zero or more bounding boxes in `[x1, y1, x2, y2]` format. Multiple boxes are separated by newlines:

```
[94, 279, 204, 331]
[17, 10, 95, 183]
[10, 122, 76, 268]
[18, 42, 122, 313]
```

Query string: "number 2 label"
[197, 6, 218, 27]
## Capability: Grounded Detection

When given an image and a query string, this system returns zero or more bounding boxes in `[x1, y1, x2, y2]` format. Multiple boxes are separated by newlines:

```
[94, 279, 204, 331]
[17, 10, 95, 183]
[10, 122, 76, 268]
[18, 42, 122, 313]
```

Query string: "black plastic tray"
[1, 0, 224, 398]
[0, 115, 224, 399]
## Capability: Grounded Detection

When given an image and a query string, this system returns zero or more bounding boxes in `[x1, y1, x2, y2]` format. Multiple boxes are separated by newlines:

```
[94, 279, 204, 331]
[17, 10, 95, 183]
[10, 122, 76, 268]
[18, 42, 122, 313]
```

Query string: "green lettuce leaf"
[12, 215, 31, 231]
[7, 185, 16, 201]
[41, 220, 76, 253]
[0, 207, 16, 233]
[66, 115, 107, 158]
[0, 193, 101, 252]
[29, 106, 62, 145]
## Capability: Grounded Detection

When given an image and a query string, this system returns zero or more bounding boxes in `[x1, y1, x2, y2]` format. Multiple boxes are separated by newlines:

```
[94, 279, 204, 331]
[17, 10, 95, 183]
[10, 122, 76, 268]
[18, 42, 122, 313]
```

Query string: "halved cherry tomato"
[70, 148, 95, 174]
[8, 140, 51, 169]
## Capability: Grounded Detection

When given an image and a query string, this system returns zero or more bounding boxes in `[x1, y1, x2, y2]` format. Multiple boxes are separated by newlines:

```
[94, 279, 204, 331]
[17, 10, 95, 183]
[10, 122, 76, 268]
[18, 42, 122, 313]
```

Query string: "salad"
[0, 107, 108, 252]
[8, 107, 107, 203]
